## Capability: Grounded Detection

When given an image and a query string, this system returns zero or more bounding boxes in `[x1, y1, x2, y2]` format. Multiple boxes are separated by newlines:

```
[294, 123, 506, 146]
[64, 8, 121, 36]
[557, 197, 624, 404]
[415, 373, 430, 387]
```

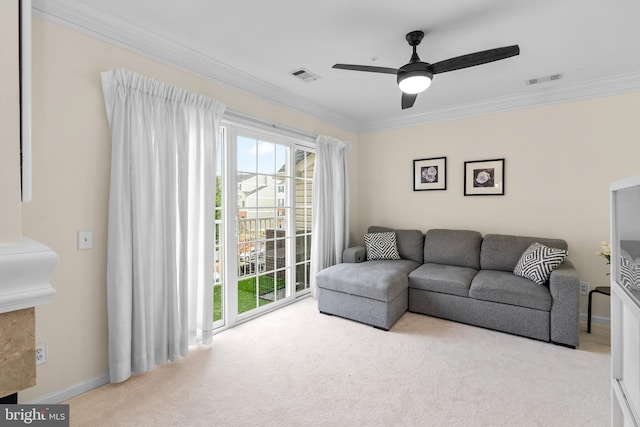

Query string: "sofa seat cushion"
[316, 260, 419, 302]
[469, 270, 552, 311]
[408, 263, 478, 297]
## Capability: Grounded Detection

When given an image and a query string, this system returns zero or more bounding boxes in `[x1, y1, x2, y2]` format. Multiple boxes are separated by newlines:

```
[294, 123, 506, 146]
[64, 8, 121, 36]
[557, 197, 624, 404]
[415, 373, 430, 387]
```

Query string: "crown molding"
[32, 0, 640, 135]
[358, 71, 640, 133]
[31, 0, 361, 134]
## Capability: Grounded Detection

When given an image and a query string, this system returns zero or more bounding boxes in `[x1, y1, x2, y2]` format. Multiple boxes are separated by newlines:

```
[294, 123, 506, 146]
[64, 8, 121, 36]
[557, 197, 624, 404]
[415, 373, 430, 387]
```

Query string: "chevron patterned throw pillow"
[364, 232, 401, 261]
[620, 249, 640, 290]
[513, 242, 568, 285]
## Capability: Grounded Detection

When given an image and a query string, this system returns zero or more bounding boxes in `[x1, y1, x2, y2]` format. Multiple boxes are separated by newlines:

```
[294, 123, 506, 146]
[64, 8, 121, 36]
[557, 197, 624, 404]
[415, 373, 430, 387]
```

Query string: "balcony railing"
[236, 216, 310, 279]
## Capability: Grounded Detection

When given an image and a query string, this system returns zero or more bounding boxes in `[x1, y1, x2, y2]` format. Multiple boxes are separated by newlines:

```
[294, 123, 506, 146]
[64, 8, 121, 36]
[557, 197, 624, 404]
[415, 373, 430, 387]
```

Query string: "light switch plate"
[77, 230, 93, 250]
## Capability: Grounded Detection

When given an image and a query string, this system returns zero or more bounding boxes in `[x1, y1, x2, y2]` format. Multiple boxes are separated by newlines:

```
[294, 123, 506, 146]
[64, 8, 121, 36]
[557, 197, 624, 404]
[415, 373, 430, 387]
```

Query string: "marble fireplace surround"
[0, 237, 57, 397]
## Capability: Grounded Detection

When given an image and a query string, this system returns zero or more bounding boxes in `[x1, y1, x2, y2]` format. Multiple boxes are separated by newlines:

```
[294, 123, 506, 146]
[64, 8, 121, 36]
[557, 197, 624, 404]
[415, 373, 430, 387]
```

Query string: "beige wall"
[20, 17, 358, 402]
[357, 93, 640, 323]
[0, 0, 22, 242]
[16, 13, 637, 403]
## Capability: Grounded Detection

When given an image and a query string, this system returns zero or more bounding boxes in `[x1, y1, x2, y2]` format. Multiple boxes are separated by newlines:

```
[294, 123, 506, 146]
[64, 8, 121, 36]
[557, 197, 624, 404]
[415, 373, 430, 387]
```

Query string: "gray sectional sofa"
[316, 226, 580, 347]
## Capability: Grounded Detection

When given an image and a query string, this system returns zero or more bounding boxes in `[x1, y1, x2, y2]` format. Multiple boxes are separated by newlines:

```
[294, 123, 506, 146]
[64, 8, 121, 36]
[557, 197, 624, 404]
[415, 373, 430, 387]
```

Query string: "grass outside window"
[213, 276, 286, 321]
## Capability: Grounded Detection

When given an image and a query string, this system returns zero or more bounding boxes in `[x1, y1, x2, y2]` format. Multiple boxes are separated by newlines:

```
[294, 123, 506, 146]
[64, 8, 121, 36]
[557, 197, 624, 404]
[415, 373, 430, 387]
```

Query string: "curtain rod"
[222, 109, 317, 142]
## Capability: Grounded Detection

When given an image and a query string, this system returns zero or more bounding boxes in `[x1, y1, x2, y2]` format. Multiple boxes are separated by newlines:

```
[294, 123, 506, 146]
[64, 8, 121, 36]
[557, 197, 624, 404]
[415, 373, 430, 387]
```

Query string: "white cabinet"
[611, 175, 640, 426]
[611, 282, 640, 426]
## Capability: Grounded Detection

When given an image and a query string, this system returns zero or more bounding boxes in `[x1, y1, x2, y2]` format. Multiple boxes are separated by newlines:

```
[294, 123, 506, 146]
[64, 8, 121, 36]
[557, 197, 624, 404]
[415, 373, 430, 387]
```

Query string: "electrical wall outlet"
[35, 342, 47, 365]
[579, 282, 589, 295]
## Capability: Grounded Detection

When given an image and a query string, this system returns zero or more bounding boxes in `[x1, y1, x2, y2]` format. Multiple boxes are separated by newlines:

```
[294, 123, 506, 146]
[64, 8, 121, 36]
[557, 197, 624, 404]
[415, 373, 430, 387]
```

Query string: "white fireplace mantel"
[0, 237, 57, 314]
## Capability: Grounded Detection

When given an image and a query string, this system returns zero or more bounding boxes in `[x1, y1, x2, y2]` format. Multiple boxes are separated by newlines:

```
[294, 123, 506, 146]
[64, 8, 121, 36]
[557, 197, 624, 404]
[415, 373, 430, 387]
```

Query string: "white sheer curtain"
[310, 135, 351, 298]
[101, 69, 225, 383]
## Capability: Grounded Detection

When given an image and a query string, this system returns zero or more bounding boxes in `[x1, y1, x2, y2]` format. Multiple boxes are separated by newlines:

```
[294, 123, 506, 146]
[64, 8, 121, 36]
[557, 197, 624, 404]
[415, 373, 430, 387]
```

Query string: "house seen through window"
[213, 125, 315, 330]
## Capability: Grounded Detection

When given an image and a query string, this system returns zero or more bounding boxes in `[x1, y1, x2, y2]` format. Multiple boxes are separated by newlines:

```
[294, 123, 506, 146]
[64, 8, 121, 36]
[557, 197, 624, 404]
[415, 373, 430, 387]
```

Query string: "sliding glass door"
[235, 133, 290, 315]
[213, 124, 314, 330]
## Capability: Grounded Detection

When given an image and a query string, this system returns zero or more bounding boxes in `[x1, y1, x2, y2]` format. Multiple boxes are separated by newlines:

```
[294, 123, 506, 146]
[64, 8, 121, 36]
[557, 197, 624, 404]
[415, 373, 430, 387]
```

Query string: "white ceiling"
[33, 0, 640, 133]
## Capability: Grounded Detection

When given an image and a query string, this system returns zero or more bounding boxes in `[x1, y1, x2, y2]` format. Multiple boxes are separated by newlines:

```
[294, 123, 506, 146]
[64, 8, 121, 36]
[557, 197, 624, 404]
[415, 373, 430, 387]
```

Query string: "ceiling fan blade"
[402, 92, 418, 109]
[332, 64, 399, 75]
[430, 45, 519, 74]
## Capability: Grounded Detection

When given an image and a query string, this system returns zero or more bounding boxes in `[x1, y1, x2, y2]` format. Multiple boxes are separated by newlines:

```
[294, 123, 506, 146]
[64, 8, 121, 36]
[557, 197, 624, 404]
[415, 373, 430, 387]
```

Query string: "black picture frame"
[464, 158, 505, 196]
[413, 157, 446, 191]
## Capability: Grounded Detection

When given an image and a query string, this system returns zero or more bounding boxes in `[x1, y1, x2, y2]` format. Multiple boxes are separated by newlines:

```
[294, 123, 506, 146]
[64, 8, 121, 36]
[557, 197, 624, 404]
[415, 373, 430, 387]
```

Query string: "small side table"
[587, 286, 610, 333]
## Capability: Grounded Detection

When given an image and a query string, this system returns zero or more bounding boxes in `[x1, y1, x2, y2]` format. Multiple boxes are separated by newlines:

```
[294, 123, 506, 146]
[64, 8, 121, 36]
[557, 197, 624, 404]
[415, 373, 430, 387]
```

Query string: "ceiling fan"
[332, 31, 520, 110]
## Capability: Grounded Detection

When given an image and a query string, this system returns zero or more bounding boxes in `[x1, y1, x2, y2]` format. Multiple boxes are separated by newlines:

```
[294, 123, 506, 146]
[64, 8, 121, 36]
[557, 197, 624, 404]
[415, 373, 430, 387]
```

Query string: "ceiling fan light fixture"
[398, 73, 432, 94]
[397, 63, 433, 94]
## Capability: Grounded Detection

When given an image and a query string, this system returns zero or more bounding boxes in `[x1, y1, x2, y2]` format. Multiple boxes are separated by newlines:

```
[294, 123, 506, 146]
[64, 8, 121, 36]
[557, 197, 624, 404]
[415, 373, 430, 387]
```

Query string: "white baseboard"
[579, 313, 610, 326]
[26, 373, 109, 404]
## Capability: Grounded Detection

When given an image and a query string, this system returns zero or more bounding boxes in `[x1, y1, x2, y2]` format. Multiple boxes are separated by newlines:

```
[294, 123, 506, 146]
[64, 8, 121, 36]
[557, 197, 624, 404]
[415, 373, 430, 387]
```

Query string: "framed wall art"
[464, 158, 505, 196]
[413, 157, 446, 191]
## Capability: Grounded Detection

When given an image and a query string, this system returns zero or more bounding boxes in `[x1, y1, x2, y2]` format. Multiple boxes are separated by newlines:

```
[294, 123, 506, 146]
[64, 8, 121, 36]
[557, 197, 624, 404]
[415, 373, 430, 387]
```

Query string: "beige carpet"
[66, 298, 611, 426]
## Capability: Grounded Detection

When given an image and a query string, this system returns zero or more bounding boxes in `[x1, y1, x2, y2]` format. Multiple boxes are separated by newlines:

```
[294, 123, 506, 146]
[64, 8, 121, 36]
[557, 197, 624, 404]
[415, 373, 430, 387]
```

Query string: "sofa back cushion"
[621, 240, 640, 259]
[423, 229, 482, 269]
[481, 234, 568, 272]
[368, 226, 425, 264]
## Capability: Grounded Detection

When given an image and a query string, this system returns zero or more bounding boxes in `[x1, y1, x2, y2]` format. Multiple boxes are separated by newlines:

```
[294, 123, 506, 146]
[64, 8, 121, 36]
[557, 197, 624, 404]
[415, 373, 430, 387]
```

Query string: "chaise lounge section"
[317, 228, 424, 330]
[316, 226, 580, 347]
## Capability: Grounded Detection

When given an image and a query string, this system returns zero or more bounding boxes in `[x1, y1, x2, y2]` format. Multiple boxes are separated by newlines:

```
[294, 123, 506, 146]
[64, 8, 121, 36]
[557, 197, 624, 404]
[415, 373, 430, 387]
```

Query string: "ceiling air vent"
[290, 68, 320, 83]
[527, 73, 564, 85]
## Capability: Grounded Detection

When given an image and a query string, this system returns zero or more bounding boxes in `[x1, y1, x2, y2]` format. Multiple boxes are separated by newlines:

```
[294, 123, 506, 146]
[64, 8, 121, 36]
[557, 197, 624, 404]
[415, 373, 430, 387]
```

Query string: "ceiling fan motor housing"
[406, 30, 425, 46]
